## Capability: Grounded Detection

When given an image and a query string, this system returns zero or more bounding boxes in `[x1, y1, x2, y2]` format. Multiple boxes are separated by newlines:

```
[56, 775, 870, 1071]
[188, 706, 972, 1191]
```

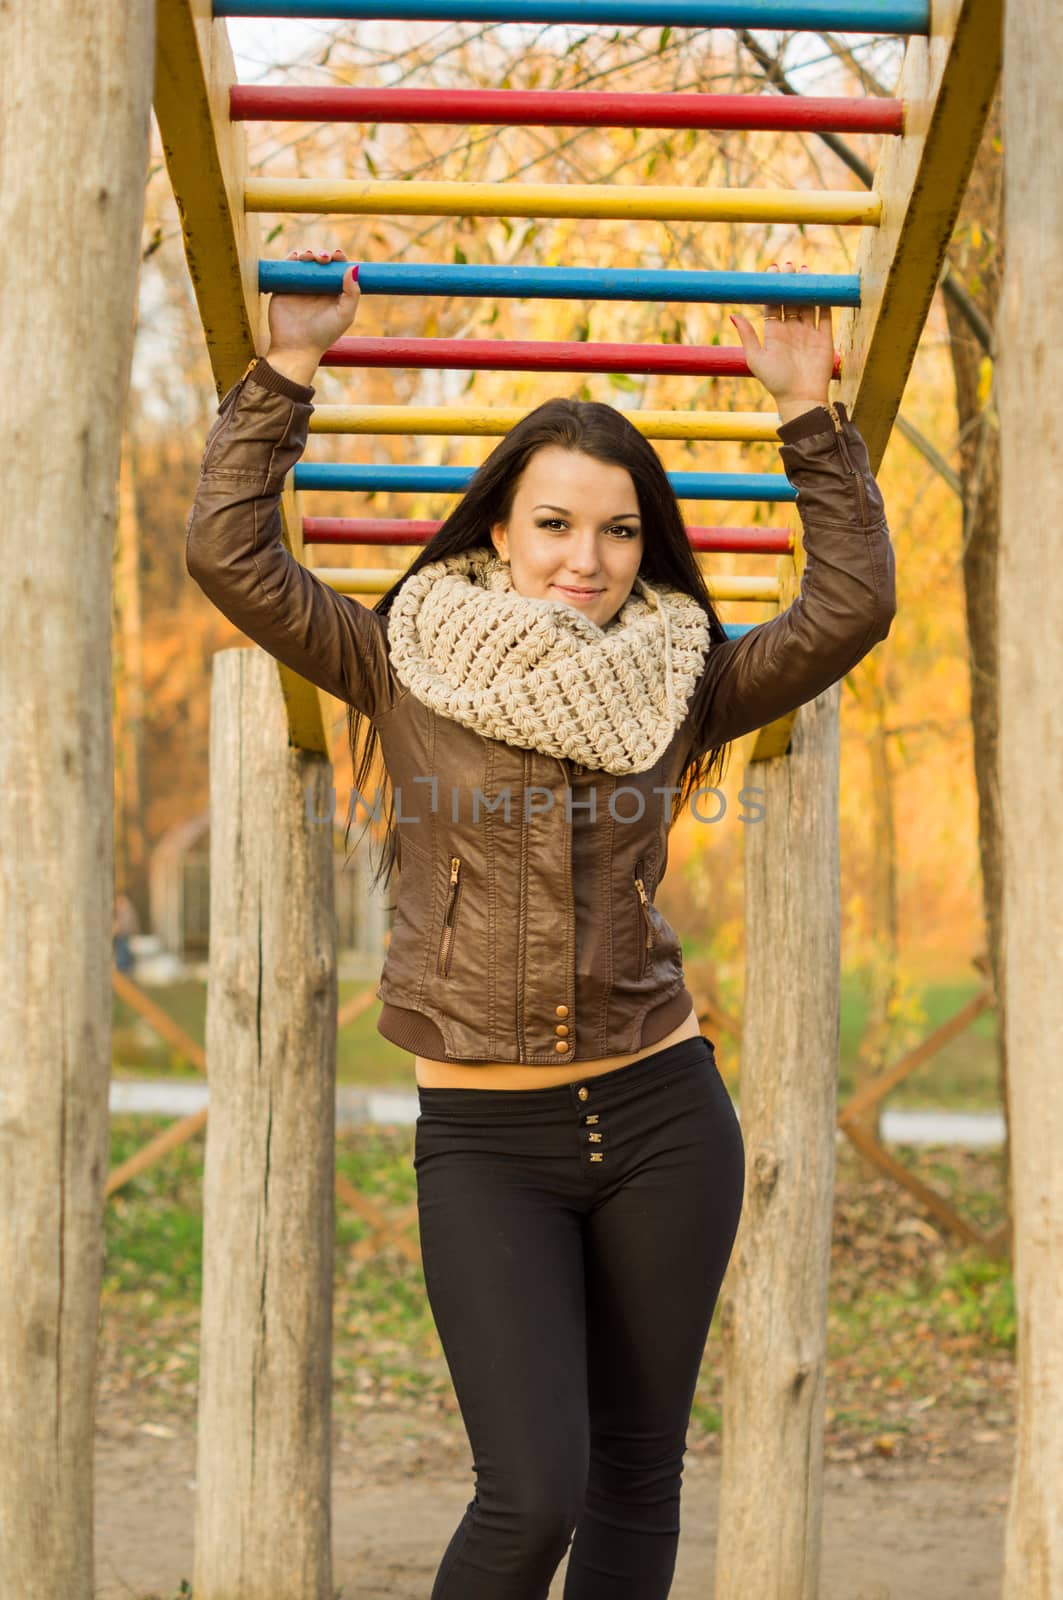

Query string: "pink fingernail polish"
[352, 263, 359, 282]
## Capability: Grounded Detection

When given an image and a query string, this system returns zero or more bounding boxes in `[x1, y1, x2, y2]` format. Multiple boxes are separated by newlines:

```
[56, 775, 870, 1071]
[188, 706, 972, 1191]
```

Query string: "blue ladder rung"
[294, 464, 798, 501]
[259, 261, 861, 306]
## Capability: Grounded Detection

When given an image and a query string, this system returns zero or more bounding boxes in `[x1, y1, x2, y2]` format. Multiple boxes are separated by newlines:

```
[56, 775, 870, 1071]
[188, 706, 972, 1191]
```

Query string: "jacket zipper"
[826, 399, 868, 523]
[437, 855, 463, 977]
[634, 859, 657, 977]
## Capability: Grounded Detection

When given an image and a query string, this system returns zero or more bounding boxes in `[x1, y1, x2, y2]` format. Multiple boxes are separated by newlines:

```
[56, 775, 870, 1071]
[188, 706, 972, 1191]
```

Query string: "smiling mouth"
[554, 584, 603, 598]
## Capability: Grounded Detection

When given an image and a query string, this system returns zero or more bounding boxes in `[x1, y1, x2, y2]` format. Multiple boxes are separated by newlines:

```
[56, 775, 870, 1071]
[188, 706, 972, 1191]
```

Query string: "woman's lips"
[553, 584, 602, 600]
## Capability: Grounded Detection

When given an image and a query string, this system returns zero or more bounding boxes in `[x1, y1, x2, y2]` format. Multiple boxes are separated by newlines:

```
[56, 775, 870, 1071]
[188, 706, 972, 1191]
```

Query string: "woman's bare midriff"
[414, 1002, 702, 1089]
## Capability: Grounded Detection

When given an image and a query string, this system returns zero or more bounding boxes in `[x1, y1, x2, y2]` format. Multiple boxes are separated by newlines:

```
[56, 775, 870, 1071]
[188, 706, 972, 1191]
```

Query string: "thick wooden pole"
[0, 7, 153, 1598]
[715, 683, 841, 1600]
[998, 3, 1063, 1593]
[194, 647, 338, 1599]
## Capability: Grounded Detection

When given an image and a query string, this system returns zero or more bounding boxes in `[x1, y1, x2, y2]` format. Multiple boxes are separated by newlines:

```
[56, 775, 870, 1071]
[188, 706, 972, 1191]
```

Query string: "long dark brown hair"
[344, 396, 734, 896]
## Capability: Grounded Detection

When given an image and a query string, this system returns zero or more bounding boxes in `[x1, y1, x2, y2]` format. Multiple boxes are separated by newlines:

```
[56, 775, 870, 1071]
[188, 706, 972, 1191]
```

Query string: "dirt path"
[93, 1396, 1012, 1600]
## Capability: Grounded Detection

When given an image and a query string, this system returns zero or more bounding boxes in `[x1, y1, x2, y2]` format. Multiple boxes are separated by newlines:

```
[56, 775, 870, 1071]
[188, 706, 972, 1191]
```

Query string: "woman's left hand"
[729, 261, 835, 406]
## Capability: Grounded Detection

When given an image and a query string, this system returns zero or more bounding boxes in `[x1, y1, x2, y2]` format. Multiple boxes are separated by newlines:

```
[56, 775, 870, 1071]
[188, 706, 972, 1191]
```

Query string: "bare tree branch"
[735, 28, 995, 359]
[891, 413, 963, 497]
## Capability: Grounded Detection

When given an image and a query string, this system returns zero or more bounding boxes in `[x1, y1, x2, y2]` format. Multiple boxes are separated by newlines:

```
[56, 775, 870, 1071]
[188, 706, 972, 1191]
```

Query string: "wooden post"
[194, 647, 337, 1600]
[998, 3, 1063, 1592]
[715, 683, 841, 1600]
[0, 6, 153, 1598]
[707, 9, 1004, 1590]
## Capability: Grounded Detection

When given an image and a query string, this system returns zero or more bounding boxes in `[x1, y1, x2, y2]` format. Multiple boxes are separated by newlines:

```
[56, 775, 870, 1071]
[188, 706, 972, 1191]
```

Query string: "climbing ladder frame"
[150, 0, 1002, 1595]
[155, 0, 999, 755]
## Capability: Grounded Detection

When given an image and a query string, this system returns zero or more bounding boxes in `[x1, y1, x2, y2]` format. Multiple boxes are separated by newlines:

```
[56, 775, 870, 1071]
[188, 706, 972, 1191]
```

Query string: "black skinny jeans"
[413, 1031, 746, 1599]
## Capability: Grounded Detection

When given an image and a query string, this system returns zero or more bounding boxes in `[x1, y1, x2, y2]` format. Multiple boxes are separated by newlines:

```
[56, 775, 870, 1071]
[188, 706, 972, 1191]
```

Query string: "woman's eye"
[535, 520, 637, 537]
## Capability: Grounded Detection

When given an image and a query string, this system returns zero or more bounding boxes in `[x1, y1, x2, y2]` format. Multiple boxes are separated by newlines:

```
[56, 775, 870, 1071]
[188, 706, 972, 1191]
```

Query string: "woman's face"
[489, 446, 644, 629]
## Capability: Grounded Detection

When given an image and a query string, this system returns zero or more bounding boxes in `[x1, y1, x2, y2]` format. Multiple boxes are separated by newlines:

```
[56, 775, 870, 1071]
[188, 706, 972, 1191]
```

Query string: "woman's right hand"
[266, 247, 361, 383]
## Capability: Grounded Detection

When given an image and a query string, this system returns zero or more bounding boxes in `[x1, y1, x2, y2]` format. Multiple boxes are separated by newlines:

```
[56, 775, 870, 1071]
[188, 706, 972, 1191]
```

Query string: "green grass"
[828, 1254, 1016, 1359]
[101, 1122, 1015, 1476]
[113, 971, 1003, 1110]
[105, 1121, 206, 1303]
[112, 979, 207, 1076]
[102, 1118, 450, 1427]
[111, 979, 411, 1085]
[335, 994, 416, 1085]
[837, 972, 1000, 1111]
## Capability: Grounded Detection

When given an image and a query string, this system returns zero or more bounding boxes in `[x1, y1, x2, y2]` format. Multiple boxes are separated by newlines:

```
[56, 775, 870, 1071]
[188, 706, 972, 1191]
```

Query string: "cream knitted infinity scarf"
[387, 547, 711, 774]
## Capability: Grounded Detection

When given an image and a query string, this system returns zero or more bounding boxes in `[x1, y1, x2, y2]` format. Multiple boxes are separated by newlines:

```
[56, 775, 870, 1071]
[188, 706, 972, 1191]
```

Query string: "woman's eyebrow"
[533, 503, 641, 521]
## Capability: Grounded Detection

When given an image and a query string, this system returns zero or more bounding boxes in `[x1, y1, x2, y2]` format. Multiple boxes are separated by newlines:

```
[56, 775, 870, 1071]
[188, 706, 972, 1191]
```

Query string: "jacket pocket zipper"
[437, 855, 463, 977]
[634, 859, 657, 977]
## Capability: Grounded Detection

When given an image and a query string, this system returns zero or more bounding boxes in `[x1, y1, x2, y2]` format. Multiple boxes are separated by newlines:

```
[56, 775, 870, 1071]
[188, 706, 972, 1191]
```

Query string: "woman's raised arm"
[184, 251, 402, 720]
[686, 399, 896, 753]
[685, 262, 896, 753]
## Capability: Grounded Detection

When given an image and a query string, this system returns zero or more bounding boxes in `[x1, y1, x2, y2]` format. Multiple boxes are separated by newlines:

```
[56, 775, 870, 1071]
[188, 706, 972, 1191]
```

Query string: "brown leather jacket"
[186, 357, 896, 1065]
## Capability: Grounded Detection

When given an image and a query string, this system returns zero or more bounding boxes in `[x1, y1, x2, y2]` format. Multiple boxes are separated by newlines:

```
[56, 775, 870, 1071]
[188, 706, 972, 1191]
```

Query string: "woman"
[186, 246, 895, 1598]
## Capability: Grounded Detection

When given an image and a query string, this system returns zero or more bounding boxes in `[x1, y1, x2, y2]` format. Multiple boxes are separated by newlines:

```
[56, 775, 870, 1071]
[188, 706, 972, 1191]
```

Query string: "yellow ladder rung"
[245, 178, 881, 227]
[309, 407, 787, 441]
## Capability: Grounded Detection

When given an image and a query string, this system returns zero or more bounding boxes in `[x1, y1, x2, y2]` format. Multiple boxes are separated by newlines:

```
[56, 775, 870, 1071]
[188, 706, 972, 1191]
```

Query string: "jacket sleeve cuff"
[245, 355, 316, 404]
[776, 401, 848, 444]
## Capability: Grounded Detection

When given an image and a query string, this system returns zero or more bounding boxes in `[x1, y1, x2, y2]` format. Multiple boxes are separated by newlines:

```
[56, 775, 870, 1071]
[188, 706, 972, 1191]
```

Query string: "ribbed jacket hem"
[376, 984, 697, 1066]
